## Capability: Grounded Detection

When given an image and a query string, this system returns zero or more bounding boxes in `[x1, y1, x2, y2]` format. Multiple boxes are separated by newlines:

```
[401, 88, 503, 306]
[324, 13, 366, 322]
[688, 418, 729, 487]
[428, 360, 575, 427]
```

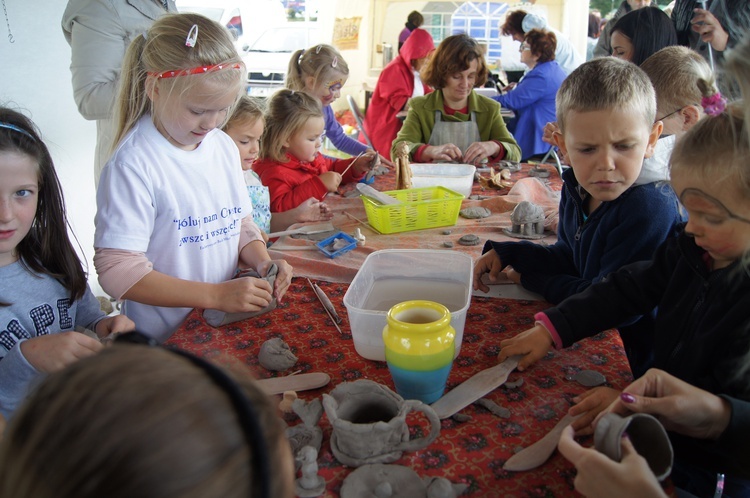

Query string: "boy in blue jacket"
[474, 58, 683, 377]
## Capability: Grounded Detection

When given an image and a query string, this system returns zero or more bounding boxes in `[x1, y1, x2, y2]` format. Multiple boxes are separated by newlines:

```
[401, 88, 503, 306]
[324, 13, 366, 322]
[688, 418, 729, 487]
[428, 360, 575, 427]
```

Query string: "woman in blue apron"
[391, 33, 521, 164]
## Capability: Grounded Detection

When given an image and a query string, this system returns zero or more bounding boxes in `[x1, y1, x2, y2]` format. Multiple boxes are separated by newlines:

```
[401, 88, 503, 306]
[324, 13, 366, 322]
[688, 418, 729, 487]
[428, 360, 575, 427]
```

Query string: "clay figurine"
[322, 379, 440, 467]
[258, 337, 298, 371]
[394, 142, 413, 190]
[295, 446, 326, 497]
[286, 398, 324, 457]
[341, 464, 467, 498]
[502, 201, 545, 239]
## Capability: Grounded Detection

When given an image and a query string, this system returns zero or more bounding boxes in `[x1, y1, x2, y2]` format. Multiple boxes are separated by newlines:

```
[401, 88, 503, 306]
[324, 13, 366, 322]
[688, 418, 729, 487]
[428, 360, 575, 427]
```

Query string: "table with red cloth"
[167, 278, 634, 498]
[267, 163, 563, 284]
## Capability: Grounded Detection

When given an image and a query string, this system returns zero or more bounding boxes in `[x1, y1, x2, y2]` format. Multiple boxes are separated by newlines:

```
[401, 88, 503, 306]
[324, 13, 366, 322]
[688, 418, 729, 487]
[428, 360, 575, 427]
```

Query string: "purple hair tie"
[701, 92, 726, 117]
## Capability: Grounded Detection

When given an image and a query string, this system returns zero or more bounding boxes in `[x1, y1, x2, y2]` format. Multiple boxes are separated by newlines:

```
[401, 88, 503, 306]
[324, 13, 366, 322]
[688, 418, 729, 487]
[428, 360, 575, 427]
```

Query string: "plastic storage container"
[361, 186, 463, 234]
[343, 250, 473, 361]
[410, 164, 476, 198]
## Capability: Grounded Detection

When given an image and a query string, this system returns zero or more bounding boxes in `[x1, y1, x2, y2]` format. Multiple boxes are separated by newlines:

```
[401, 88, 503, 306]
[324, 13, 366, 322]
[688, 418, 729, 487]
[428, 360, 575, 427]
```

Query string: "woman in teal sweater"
[391, 33, 521, 164]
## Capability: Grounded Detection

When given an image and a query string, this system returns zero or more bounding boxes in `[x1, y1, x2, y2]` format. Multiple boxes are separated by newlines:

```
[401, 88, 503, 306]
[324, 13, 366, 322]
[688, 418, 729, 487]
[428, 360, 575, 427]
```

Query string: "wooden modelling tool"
[503, 413, 578, 471]
[256, 372, 331, 395]
[430, 356, 521, 419]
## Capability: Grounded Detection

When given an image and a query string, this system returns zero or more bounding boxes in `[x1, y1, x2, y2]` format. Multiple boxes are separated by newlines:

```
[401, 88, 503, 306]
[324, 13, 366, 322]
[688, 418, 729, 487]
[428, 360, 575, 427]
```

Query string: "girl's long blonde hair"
[113, 12, 244, 150]
[260, 89, 323, 162]
[285, 44, 349, 92]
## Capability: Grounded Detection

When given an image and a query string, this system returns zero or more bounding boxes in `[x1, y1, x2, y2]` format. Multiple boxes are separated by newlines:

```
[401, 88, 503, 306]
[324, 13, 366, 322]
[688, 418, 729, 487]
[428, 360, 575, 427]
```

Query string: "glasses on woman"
[519, 43, 531, 52]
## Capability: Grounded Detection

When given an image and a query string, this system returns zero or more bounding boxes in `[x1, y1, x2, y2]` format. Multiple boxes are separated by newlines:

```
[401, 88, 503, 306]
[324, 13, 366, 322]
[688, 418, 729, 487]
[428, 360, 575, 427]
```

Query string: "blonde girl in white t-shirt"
[94, 13, 292, 340]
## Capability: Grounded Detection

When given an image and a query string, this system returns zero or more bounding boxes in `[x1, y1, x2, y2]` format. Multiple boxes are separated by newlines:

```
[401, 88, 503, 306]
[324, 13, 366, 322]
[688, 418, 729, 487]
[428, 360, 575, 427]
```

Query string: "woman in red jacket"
[361, 28, 435, 161]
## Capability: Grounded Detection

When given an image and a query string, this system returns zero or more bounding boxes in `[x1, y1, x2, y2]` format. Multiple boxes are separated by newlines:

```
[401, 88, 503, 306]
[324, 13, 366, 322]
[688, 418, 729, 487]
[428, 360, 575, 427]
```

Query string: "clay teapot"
[322, 379, 441, 467]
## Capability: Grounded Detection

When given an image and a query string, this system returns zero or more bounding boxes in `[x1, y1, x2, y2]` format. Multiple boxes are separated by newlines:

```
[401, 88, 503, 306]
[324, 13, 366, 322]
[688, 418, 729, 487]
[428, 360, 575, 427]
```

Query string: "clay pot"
[322, 379, 441, 467]
[594, 413, 674, 481]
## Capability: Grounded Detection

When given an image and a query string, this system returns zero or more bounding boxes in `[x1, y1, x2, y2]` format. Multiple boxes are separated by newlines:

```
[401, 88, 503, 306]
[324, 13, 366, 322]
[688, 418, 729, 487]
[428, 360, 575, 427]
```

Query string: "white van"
[175, 0, 286, 48]
[242, 22, 322, 97]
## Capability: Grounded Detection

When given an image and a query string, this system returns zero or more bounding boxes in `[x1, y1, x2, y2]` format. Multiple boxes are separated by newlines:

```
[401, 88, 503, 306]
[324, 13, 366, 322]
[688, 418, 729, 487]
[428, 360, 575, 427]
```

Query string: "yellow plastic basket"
[361, 186, 463, 234]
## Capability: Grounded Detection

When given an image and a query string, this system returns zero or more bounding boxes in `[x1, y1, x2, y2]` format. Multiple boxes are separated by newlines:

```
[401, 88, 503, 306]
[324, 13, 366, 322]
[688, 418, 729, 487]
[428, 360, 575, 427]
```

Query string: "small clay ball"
[442, 241, 454, 248]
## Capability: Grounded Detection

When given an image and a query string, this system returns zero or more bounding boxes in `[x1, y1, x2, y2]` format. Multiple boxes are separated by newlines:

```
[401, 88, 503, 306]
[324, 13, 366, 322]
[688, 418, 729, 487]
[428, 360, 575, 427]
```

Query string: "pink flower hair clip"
[701, 92, 726, 117]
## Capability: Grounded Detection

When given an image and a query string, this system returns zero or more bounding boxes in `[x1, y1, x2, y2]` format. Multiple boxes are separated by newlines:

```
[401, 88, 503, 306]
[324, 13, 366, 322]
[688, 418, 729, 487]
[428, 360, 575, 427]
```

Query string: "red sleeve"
[414, 145, 429, 162]
[259, 168, 329, 213]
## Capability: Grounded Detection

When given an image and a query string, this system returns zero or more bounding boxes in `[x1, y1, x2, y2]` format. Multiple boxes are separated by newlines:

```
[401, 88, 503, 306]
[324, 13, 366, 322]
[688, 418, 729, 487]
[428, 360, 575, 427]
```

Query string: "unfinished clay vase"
[594, 413, 673, 481]
[502, 201, 545, 239]
[322, 379, 441, 467]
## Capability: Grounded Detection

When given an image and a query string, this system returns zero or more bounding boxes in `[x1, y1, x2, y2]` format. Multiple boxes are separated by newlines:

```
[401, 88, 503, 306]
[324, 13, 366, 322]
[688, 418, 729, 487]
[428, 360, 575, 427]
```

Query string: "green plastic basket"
[361, 186, 463, 234]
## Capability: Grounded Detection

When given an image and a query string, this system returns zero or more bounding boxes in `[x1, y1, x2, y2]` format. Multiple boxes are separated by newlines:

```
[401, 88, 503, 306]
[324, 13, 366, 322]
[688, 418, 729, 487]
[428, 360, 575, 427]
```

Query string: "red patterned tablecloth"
[167, 278, 633, 498]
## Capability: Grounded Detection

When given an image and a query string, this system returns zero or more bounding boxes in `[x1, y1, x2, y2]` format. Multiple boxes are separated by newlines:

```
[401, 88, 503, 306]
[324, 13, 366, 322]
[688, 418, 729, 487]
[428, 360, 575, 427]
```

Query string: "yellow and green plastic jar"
[383, 300, 455, 403]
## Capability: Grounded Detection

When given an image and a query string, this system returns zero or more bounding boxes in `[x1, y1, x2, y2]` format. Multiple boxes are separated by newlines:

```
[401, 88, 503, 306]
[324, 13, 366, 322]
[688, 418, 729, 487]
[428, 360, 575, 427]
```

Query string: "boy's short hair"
[556, 57, 656, 132]
[640, 46, 712, 119]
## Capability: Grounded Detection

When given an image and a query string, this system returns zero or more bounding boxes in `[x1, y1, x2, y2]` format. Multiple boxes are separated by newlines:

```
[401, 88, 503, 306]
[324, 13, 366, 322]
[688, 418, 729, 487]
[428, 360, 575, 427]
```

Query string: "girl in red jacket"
[254, 90, 375, 213]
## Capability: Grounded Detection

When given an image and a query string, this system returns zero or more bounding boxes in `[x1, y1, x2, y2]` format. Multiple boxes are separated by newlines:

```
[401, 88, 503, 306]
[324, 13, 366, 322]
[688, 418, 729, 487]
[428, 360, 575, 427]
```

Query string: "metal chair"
[346, 94, 374, 149]
[539, 146, 565, 179]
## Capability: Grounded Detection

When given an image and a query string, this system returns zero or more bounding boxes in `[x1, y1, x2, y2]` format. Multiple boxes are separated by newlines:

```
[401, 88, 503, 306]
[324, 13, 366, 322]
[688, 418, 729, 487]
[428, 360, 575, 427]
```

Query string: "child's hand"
[353, 150, 378, 175]
[20, 332, 103, 373]
[95, 314, 136, 339]
[498, 324, 552, 371]
[319, 171, 342, 192]
[473, 250, 505, 293]
[568, 386, 621, 436]
[504, 267, 522, 284]
[258, 259, 293, 303]
[542, 121, 559, 146]
[292, 197, 333, 223]
[377, 153, 394, 169]
[213, 277, 273, 313]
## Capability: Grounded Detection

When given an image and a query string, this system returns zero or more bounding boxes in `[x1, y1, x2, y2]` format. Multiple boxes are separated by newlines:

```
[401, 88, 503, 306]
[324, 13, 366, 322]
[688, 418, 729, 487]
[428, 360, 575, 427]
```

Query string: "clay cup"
[594, 413, 674, 481]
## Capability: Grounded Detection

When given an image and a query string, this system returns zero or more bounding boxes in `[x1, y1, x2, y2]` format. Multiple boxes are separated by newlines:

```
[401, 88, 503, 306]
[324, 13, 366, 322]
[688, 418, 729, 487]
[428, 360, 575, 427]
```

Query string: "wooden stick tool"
[307, 278, 343, 334]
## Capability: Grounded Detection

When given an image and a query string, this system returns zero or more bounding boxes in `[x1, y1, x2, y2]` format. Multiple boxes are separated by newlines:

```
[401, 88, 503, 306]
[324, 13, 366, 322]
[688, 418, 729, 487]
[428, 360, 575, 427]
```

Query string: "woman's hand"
[421, 143, 463, 162]
[20, 332, 103, 373]
[598, 368, 731, 440]
[691, 8, 729, 51]
[557, 425, 667, 498]
[318, 171, 342, 192]
[464, 141, 501, 164]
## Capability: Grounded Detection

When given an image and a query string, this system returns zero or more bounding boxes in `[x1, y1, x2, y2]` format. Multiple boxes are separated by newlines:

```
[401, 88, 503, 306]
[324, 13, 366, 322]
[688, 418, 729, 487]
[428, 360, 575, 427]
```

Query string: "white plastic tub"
[343, 249, 473, 361]
[409, 164, 476, 198]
